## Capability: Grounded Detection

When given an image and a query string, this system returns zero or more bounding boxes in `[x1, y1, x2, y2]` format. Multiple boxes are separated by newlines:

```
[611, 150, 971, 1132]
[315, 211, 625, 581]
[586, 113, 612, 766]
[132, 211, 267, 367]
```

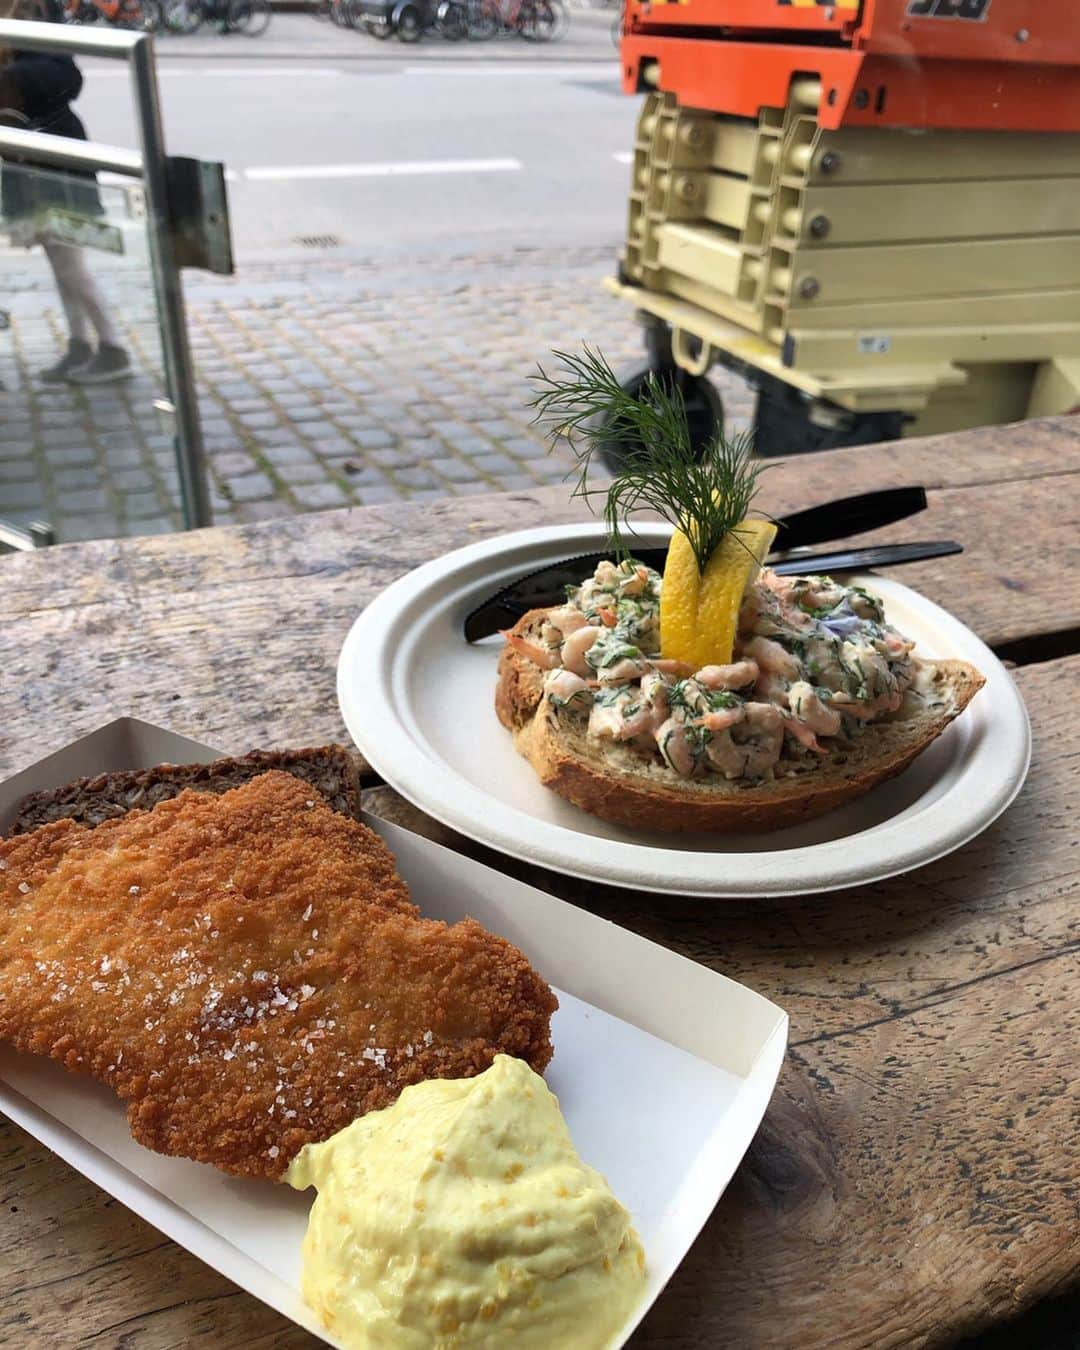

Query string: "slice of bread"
[5, 744, 366, 837]
[496, 610, 985, 833]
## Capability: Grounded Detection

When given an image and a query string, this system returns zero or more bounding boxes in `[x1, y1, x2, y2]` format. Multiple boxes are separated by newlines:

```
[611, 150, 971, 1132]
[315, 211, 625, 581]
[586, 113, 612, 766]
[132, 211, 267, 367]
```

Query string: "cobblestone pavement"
[0, 243, 755, 543]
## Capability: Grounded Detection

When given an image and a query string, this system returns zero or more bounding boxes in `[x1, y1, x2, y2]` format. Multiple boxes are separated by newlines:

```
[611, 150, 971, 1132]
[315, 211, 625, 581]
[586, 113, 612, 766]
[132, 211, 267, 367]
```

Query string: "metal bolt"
[853, 89, 870, 109]
[1016, 27, 1029, 41]
[819, 150, 842, 175]
[798, 276, 821, 300]
[808, 214, 831, 239]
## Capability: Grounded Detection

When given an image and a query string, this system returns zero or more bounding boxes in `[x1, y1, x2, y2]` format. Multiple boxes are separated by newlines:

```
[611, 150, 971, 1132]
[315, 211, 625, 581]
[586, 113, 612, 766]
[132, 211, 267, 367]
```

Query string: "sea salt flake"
[129, 885, 140, 895]
[302, 904, 312, 922]
[17, 881, 30, 894]
[268, 1146, 280, 1159]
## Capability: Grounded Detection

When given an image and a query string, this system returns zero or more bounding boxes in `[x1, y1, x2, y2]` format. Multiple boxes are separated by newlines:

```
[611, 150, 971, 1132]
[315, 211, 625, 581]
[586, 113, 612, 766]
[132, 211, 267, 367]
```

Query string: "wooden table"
[1, 417, 1077, 1349]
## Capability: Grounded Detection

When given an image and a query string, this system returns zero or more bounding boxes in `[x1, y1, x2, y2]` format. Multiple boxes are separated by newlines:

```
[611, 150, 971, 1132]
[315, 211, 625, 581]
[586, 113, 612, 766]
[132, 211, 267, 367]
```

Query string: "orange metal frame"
[621, 0, 1080, 132]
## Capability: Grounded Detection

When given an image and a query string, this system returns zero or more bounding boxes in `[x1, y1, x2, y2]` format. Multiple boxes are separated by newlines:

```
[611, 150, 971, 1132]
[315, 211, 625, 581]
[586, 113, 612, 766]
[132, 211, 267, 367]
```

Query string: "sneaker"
[39, 338, 93, 384]
[68, 344, 133, 385]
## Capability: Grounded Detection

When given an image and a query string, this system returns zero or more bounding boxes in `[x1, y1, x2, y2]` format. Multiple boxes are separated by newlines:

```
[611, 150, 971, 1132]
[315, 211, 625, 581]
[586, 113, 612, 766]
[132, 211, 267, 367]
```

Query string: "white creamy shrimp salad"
[505, 559, 921, 783]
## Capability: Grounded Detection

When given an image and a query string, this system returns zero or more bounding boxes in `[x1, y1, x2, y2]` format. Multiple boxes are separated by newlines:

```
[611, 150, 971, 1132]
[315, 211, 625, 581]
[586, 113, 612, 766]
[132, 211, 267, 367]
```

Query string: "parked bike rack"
[0, 19, 232, 538]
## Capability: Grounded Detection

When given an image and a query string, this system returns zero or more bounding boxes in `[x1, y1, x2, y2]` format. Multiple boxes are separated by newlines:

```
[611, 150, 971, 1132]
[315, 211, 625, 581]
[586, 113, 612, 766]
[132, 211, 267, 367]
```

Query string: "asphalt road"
[73, 12, 640, 257]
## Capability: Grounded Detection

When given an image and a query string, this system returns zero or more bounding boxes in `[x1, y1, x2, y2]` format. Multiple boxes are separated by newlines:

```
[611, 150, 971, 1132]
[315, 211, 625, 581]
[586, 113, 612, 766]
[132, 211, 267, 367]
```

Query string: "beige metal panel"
[781, 287, 1080, 332]
[788, 235, 1080, 306]
[906, 364, 1038, 436]
[805, 128, 1080, 185]
[1026, 357, 1080, 417]
[787, 322, 1080, 371]
[700, 173, 754, 231]
[661, 271, 762, 334]
[793, 179, 1080, 246]
[603, 278, 963, 412]
[709, 119, 757, 176]
[655, 222, 744, 295]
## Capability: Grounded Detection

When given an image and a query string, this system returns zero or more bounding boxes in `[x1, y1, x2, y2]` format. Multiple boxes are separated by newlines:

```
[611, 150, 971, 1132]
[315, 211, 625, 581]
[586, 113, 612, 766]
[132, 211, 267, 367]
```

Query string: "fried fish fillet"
[0, 771, 557, 1179]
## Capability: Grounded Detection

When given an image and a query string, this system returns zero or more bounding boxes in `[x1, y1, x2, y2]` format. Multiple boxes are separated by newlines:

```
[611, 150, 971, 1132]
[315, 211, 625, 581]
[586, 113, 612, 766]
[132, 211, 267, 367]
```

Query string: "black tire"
[163, 0, 201, 30]
[595, 365, 725, 474]
[232, 0, 270, 33]
[142, 0, 165, 28]
[394, 0, 422, 38]
[521, 0, 565, 39]
[464, 0, 497, 37]
[436, 0, 466, 37]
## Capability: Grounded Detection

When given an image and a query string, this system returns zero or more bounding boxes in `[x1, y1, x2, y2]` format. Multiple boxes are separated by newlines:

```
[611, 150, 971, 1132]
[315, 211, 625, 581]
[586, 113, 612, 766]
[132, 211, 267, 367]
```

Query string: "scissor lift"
[608, 0, 1080, 453]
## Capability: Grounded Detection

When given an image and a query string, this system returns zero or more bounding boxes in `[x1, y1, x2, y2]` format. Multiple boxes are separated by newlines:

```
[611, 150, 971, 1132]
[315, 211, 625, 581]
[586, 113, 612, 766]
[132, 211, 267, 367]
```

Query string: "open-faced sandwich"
[496, 349, 984, 833]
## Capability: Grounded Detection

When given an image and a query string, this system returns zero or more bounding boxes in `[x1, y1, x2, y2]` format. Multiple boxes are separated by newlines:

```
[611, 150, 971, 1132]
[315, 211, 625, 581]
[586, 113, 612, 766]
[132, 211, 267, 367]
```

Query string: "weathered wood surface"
[0, 417, 1077, 1349]
[1, 417, 1078, 783]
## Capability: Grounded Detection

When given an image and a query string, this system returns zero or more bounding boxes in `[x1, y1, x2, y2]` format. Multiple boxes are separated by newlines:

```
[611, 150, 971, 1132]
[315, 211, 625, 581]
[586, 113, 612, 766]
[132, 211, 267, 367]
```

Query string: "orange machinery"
[607, 0, 1080, 455]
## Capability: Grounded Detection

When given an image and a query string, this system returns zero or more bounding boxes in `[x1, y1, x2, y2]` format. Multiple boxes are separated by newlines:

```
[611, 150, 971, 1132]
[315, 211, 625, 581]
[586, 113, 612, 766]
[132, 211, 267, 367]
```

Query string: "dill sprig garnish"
[529, 346, 766, 572]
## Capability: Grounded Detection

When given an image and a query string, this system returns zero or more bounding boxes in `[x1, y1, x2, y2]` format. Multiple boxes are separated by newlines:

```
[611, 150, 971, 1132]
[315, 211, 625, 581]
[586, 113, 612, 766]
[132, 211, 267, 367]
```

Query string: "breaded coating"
[0, 771, 557, 1180]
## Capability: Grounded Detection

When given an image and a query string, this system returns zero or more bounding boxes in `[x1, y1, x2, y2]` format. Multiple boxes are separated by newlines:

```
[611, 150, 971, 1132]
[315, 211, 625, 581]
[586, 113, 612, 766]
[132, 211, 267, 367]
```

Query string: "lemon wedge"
[660, 518, 777, 669]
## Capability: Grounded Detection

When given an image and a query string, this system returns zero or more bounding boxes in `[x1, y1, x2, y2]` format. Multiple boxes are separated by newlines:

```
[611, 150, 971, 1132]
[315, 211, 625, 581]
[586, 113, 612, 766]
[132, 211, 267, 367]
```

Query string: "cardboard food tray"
[0, 718, 788, 1348]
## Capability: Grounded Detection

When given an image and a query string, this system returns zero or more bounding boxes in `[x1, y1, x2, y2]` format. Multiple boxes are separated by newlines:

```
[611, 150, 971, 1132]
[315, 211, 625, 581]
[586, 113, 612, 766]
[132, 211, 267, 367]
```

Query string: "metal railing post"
[127, 34, 212, 529]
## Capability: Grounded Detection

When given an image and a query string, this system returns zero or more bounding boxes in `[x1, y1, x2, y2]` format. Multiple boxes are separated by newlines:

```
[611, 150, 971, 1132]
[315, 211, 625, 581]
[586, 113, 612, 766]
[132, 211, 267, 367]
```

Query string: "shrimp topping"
[505, 557, 919, 782]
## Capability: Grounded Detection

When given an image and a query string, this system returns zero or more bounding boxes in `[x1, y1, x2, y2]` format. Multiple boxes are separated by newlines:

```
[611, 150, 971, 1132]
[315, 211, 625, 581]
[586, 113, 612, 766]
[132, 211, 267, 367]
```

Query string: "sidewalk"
[0, 244, 754, 543]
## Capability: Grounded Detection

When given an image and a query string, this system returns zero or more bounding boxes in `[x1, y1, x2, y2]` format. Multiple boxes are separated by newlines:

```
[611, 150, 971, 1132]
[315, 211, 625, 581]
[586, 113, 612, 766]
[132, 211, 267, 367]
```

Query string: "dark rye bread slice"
[496, 610, 986, 834]
[5, 745, 365, 837]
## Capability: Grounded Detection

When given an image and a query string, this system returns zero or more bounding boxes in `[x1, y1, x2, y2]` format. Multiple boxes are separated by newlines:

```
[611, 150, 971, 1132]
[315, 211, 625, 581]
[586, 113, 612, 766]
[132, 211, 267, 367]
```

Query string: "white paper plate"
[338, 522, 1031, 898]
[0, 719, 788, 1349]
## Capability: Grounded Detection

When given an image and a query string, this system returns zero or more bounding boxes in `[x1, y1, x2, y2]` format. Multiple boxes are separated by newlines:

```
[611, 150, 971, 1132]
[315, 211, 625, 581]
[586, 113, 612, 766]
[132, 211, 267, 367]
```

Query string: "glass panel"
[0, 157, 182, 542]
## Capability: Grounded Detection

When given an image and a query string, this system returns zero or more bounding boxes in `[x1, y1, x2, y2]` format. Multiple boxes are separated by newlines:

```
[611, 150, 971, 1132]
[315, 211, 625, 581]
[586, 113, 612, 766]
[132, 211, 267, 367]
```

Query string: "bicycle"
[461, 0, 565, 40]
[63, 0, 163, 29]
[161, 0, 270, 33]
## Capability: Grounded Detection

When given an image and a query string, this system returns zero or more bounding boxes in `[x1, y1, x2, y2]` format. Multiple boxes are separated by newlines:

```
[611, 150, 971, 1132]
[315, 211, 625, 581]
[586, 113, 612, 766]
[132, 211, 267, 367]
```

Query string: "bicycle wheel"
[163, 0, 200, 30]
[394, 0, 422, 39]
[233, 0, 270, 33]
[131, 0, 164, 30]
[522, 0, 565, 39]
[436, 0, 466, 37]
[464, 0, 496, 37]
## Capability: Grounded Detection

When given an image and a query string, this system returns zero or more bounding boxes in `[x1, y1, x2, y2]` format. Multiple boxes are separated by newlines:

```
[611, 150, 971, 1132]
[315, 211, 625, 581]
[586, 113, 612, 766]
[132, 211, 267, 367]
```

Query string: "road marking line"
[89, 66, 342, 77]
[613, 151, 633, 164]
[403, 63, 616, 77]
[242, 157, 522, 182]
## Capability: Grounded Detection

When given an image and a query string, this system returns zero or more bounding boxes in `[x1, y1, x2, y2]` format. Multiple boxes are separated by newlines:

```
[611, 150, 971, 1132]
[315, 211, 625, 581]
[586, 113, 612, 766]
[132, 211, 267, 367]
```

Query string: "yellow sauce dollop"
[286, 1054, 646, 1349]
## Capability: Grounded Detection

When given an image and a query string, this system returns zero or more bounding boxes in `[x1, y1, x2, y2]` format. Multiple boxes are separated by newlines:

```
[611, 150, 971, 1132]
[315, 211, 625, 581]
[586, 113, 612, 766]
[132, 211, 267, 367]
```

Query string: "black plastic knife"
[463, 486, 929, 641]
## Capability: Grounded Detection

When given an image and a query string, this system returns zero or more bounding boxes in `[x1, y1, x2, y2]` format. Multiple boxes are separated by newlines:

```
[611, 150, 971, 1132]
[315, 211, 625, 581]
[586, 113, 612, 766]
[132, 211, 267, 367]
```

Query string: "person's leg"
[42, 240, 131, 384]
[39, 238, 94, 380]
[46, 240, 122, 347]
